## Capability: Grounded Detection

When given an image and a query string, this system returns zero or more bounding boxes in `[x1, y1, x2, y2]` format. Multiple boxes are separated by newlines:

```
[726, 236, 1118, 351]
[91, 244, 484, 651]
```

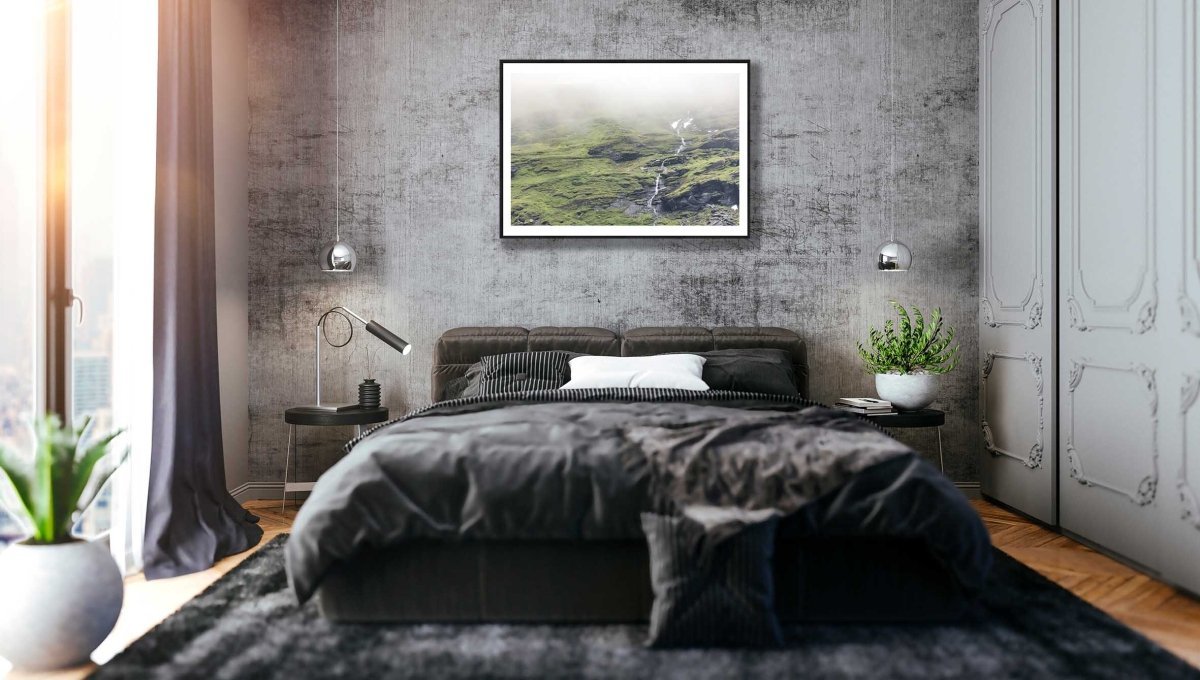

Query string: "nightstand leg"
[282, 424, 294, 514]
[936, 426, 945, 475]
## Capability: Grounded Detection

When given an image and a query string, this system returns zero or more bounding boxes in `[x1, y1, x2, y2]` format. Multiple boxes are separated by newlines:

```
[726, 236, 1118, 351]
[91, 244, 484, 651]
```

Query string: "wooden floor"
[976, 500, 1200, 668]
[7, 499, 1200, 678]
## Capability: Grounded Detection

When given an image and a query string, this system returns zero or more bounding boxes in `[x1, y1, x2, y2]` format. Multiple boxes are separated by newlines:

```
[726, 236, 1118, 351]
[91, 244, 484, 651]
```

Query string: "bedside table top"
[867, 408, 945, 428]
[285, 406, 390, 426]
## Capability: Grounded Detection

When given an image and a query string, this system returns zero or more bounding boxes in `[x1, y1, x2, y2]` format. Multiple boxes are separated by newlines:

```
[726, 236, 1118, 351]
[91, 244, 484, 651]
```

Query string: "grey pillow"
[696, 349, 798, 396]
[442, 362, 485, 401]
[475, 351, 574, 395]
[641, 511, 784, 649]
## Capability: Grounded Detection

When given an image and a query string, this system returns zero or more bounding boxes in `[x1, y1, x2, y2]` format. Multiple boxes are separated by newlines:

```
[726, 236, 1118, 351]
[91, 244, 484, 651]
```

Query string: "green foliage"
[509, 118, 739, 226]
[0, 415, 126, 544]
[857, 301, 960, 375]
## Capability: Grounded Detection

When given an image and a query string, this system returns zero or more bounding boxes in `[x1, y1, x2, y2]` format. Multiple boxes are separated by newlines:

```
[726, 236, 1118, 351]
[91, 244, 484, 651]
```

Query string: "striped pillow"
[641, 511, 784, 649]
[476, 351, 574, 395]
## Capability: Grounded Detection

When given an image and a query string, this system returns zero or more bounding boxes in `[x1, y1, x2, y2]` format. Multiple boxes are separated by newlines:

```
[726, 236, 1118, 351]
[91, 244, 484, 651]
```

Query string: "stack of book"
[834, 397, 895, 416]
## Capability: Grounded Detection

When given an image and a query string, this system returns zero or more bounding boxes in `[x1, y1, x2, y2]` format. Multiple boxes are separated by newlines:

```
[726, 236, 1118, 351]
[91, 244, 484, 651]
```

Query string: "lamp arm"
[328, 306, 368, 325]
[315, 323, 322, 406]
[314, 306, 365, 406]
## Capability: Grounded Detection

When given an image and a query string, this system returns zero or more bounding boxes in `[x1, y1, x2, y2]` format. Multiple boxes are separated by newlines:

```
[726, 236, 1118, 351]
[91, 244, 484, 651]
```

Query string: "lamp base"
[303, 402, 361, 413]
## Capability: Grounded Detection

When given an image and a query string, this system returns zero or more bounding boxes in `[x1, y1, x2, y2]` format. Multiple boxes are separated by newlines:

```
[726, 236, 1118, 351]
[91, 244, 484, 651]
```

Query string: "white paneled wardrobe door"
[1059, 0, 1198, 594]
[1162, 0, 1200, 596]
[978, 0, 1057, 523]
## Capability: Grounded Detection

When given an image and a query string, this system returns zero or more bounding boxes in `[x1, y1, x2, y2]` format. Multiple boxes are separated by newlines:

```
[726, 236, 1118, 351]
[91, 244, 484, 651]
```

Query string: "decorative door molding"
[980, 0, 1045, 330]
[1182, 2, 1200, 337]
[1064, 1, 1159, 334]
[1180, 373, 1200, 528]
[1065, 360, 1159, 506]
[981, 351, 1045, 469]
[981, 0, 1045, 35]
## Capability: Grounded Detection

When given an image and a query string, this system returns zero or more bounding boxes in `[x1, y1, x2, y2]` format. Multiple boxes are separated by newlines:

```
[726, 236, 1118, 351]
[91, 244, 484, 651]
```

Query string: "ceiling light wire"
[888, 0, 896, 242]
[335, 0, 340, 242]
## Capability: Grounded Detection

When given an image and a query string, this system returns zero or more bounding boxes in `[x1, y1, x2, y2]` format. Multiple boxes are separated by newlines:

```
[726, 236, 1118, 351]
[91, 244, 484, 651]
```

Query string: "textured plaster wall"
[213, 0, 250, 492]
[247, 0, 980, 486]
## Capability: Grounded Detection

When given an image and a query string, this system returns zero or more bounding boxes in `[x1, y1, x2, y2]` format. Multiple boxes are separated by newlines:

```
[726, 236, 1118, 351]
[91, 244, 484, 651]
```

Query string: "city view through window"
[0, 10, 42, 543]
[0, 212, 116, 545]
[0, 6, 119, 544]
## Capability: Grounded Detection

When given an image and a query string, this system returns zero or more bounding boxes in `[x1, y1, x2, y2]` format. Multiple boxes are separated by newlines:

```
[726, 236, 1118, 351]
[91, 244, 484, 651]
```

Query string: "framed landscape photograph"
[500, 60, 750, 238]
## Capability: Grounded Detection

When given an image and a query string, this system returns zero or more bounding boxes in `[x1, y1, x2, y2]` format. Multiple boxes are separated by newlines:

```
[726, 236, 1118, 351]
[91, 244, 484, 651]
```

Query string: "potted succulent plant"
[857, 301, 960, 411]
[0, 415, 127, 671]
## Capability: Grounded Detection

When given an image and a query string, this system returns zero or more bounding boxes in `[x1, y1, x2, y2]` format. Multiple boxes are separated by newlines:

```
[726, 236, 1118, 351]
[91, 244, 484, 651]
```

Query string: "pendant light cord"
[888, 0, 896, 242]
[335, 0, 341, 242]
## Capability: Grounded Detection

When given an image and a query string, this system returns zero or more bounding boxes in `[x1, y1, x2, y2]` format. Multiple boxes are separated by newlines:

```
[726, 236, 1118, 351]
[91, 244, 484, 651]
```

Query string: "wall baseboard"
[230, 481, 311, 502]
[231, 480, 985, 502]
[955, 482, 981, 499]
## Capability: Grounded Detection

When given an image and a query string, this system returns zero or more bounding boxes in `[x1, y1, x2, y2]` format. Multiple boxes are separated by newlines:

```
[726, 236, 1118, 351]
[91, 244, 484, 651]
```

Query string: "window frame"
[44, 0, 72, 421]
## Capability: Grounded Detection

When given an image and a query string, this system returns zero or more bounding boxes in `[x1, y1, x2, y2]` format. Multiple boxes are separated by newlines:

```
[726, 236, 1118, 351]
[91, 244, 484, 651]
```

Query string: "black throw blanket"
[286, 389, 991, 603]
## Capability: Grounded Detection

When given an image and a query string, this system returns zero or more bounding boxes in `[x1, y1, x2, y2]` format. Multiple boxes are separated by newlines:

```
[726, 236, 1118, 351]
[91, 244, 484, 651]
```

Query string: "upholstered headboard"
[431, 326, 808, 401]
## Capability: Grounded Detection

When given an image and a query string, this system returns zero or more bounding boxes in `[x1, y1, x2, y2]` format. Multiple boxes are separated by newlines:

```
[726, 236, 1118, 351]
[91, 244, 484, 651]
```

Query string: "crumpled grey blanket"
[285, 389, 992, 603]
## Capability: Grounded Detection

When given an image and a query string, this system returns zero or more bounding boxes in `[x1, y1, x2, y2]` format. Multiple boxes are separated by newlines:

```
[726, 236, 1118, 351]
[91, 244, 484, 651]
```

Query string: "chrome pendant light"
[877, 239, 912, 271]
[320, 0, 357, 273]
[877, 0, 912, 272]
[319, 240, 357, 272]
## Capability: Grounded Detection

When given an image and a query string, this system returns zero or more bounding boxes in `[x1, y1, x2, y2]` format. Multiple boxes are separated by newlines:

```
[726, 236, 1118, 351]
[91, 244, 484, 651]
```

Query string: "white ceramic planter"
[875, 372, 939, 411]
[0, 539, 123, 671]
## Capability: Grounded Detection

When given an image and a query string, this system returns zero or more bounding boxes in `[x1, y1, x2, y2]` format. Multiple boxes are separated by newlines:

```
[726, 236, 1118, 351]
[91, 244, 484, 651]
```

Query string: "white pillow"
[561, 354, 710, 391]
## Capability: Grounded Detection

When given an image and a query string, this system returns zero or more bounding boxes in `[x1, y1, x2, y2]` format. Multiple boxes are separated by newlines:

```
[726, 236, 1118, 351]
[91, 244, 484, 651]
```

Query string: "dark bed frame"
[316, 327, 969, 623]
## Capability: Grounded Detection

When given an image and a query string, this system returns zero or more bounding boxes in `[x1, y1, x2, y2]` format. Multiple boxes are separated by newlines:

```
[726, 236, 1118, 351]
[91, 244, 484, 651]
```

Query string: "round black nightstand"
[281, 406, 390, 511]
[284, 406, 390, 427]
[867, 408, 946, 473]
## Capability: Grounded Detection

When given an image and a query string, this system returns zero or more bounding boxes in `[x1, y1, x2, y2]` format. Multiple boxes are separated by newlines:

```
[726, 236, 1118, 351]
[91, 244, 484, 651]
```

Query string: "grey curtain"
[144, 0, 262, 579]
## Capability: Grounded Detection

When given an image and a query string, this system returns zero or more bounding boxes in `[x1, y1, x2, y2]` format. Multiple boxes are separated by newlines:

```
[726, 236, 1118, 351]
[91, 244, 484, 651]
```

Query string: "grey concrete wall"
[213, 0, 250, 493]
[247, 0, 980, 486]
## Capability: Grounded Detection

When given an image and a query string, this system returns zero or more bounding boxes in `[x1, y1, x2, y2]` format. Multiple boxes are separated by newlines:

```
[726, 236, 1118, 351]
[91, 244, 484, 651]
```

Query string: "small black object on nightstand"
[281, 406, 389, 511]
[358, 379, 382, 409]
[868, 408, 946, 473]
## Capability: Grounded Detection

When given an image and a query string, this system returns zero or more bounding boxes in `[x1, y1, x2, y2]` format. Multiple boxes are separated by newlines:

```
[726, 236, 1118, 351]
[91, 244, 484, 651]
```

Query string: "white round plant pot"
[875, 372, 939, 411]
[0, 539, 123, 671]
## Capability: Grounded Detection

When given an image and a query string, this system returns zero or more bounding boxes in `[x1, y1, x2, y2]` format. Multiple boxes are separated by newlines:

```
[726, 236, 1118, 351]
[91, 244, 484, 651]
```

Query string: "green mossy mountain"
[509, 114, 741, 227]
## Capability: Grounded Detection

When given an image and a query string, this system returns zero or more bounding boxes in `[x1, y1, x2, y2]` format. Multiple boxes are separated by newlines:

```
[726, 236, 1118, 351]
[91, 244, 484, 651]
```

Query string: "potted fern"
[0, 415, 126, 671]
[857, 301, 960, 411]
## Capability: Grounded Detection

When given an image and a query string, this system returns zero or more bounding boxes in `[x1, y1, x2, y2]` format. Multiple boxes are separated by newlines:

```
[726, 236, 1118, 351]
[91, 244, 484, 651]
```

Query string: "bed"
[286, 326, 992, 624]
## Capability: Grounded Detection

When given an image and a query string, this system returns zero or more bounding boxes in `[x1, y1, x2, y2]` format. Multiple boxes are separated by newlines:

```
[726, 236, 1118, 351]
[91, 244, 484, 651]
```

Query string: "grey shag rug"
[91, 535, 1199, 680]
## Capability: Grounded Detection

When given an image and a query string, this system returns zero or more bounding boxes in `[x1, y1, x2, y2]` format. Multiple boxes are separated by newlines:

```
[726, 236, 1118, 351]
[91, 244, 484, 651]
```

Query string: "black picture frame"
[499, 59, 751, 239]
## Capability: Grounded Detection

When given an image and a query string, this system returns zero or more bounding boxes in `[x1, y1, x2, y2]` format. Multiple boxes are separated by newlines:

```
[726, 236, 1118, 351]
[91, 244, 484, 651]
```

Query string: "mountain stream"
[646, 115, 693, 222]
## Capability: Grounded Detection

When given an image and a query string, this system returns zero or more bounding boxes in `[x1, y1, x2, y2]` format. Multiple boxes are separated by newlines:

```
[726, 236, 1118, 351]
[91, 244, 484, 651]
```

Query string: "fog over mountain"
[510, 73, 740, 135]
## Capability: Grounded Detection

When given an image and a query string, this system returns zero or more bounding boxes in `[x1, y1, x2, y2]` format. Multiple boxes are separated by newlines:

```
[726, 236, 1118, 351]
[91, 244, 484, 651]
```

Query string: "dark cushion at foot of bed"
[316, 537, 969, 624]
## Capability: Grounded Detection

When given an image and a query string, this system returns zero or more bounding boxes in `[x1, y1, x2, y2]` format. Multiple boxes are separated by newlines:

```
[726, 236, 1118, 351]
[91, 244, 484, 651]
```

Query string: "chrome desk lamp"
[310, 306, 411, 412]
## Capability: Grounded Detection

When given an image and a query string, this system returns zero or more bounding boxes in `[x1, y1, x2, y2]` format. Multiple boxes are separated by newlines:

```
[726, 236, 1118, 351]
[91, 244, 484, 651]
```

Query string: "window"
[68, 1, 157, 557]
[0, 2, 156, 557]
[0, 2, 46, 545]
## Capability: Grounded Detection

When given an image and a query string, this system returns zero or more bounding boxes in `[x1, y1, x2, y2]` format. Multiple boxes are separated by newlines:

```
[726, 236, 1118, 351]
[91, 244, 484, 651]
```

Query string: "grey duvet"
[285, 389, 992, 603]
